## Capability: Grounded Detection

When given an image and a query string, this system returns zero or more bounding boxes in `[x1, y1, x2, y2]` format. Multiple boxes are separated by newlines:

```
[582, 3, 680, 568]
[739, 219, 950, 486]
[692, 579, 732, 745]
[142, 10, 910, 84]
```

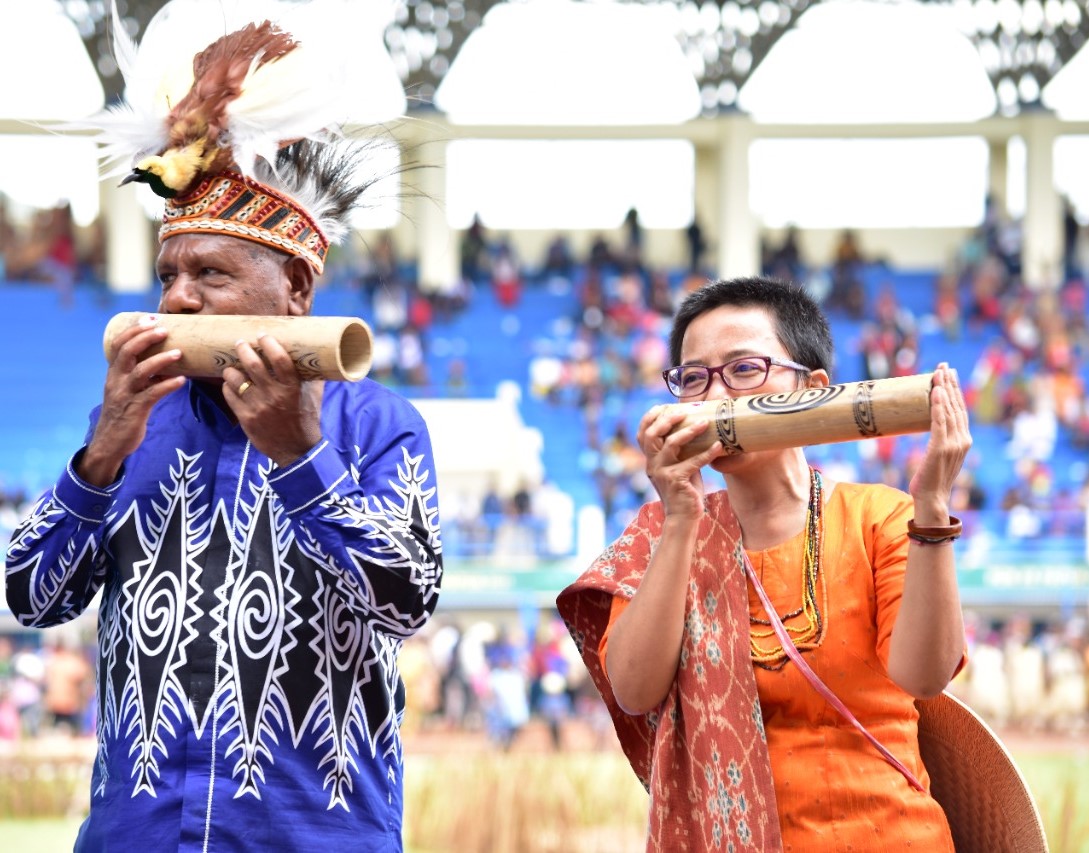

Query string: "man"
[4, 3, 442, 849]
[42, 638, 93, 736]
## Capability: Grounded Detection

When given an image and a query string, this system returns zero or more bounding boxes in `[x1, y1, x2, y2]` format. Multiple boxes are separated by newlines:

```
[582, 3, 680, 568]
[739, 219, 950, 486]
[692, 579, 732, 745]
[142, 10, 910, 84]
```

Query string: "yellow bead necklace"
[749, 467, 827, 670]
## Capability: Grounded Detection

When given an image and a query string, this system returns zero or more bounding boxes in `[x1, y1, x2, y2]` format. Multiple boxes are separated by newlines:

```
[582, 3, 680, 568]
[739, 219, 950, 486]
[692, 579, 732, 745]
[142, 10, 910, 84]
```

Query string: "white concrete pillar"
[987, 138, 1009, 217]
[390, 204, 418, 264]
[1021, 113, 1063, 291]
[693, 142, 719, 270]
[715, 114, 760, 280]
[100, 182, 155, 293]
[413, 139, 460, 295]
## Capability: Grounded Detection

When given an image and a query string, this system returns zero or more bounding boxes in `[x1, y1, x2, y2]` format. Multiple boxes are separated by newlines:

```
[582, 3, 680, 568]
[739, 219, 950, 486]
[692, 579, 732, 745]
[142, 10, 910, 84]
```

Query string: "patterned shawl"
[556, 492, 782, 851]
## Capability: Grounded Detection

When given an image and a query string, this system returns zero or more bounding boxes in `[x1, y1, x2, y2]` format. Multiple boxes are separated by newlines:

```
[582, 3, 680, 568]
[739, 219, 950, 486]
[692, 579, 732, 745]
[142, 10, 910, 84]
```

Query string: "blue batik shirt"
[5, 378, 443, 851]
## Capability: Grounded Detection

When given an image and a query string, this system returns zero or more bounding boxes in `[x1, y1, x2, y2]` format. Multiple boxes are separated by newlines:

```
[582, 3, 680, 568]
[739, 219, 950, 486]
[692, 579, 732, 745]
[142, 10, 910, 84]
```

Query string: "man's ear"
[807, 368, 831, 389]
[285, 256, 316, 316]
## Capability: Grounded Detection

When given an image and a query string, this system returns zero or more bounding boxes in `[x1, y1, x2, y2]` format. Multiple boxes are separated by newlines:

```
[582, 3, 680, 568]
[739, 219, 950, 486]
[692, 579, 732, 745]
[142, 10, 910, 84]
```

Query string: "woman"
[557, 276, 970, 852]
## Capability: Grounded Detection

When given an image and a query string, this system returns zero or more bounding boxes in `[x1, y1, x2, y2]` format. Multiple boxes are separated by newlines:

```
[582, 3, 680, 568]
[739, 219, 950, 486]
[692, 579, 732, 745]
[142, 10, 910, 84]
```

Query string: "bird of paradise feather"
[83, 0, 362, 199]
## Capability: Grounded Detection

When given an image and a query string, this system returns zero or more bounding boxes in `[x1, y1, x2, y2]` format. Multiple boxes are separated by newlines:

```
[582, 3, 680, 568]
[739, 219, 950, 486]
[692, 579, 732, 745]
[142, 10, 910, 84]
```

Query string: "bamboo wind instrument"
[103, 313, 374, 382]
[668, 372, 937, 459]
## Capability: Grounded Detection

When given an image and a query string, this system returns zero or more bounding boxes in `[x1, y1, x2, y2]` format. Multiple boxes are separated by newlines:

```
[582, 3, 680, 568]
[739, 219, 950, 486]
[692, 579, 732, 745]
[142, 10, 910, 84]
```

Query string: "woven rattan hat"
[916, 691, 1049, 853]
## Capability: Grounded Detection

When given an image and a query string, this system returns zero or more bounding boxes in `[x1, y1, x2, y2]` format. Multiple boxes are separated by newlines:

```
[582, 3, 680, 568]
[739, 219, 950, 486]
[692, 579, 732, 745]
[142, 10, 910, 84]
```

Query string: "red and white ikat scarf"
[556, 493, 782, 852]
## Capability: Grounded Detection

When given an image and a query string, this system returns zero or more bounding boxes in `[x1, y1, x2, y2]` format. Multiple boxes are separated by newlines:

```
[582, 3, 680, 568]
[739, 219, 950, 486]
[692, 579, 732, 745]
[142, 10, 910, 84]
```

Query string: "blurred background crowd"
[1, 197, 1087, 560]
[2, 606, 1086, 750]
[1, 192, 1087, 750]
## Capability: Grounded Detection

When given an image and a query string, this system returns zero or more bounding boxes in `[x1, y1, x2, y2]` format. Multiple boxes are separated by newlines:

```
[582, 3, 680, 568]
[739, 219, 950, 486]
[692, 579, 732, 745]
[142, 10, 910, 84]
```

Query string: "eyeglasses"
[662, 355, 812, 398]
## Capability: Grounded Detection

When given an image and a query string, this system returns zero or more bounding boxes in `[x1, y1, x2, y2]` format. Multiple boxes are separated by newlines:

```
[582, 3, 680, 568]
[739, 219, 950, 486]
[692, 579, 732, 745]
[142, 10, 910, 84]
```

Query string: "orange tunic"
[601, 483, 958, 852]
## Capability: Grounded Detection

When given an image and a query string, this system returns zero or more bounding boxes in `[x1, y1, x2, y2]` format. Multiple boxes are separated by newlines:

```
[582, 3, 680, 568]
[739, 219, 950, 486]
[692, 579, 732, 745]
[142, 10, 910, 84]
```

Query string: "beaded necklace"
[749, 466, 827, 671]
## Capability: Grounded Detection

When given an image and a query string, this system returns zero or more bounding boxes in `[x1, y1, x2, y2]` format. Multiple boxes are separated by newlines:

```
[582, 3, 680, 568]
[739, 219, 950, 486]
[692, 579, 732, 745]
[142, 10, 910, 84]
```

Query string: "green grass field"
[1, 747, 1086, 852]
[1016, 752, 1089, 853]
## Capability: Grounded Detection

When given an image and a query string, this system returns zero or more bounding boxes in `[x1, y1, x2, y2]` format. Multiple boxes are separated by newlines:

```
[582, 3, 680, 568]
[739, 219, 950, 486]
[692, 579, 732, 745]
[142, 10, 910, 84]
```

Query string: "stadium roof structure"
[61, 0, 1089, 122]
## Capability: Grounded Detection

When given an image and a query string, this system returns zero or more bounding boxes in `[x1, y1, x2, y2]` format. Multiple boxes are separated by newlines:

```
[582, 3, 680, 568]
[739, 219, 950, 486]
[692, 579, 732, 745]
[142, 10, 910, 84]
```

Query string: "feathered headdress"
[78, 0, 404, 274]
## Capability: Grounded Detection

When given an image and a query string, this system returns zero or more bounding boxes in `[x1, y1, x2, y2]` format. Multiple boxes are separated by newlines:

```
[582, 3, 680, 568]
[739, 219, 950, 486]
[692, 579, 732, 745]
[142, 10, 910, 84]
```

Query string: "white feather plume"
[79, 0, 381, 181]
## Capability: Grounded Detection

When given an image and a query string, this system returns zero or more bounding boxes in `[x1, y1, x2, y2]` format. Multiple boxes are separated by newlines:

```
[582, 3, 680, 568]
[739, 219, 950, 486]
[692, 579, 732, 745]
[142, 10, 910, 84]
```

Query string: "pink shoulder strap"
[743, 552, 925, 792]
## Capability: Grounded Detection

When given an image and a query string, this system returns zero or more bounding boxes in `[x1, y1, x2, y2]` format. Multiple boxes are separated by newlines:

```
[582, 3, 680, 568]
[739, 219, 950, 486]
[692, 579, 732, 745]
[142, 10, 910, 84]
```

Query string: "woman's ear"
[806, 368, 831, 389]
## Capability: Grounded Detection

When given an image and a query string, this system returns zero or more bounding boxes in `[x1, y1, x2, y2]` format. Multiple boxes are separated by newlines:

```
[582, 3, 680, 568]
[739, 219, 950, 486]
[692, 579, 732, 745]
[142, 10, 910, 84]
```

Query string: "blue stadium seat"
[1, 264, 1084, 567]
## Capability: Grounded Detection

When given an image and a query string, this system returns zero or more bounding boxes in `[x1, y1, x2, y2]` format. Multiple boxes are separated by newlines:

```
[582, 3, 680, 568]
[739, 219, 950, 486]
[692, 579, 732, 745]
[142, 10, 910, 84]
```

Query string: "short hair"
[668, 276, 835, 378]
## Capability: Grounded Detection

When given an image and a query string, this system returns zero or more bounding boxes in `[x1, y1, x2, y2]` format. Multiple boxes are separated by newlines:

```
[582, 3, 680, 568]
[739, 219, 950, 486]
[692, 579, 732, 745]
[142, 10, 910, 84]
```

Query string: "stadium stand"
[1, 250, 1086, 613]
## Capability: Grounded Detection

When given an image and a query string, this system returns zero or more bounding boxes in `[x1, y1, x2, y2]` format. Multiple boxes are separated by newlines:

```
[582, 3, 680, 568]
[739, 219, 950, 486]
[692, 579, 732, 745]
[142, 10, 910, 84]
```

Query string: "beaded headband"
[161, 172, 330, 274]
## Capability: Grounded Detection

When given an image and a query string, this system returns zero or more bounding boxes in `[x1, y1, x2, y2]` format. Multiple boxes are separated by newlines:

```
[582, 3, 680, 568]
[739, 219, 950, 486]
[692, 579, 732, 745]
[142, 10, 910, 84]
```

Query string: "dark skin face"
[78, 233, 324, 487]
[155, 233, 311, 317]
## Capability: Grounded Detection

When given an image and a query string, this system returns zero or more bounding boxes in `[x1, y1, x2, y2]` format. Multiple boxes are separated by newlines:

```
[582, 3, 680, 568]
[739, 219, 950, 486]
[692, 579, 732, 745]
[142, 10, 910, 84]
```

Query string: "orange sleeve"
[598, 595, 631, 678]
[870, 487, 968, 677]
[870, 489, 913, 670]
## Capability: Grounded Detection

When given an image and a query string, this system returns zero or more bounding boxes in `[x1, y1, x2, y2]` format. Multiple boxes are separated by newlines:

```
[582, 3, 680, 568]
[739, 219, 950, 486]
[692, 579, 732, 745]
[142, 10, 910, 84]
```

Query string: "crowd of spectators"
[3, 211, 1089, 749]
[0, 633, 95, 742]
[2, 203, 1087, 748]
[389, 611, 612, 751]
[403, 608, 1089, 743]
[319, 205, 1089, 553]
[0, 199, 106, 303]
[953, 610, 1089, 736]
[553, 211, 1089, 545]
[5, 607, 1084, 747]
[951, 205, 1089, 544]
[3, 195, 1087, 553]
